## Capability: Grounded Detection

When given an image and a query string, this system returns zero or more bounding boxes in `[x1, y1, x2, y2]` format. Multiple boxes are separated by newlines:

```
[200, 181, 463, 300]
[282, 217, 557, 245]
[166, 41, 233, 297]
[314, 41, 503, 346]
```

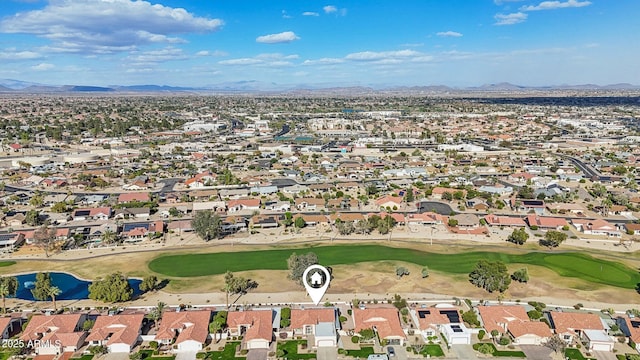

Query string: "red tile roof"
[549, 312, 604, 334]
[21, 314, 83, 347]
[353, 308, 405, 341]
[290, 309, 335, 330]
[156, 310, 211, 345]
[477, 306, 529, 334]
[86, 314, 144, 347]
[507, 320, 552, 338]
[484, 215, 526, 227]
[117, 192, 151, 203]
[525, 215, 568, 228]
[227, 310, 273, 342]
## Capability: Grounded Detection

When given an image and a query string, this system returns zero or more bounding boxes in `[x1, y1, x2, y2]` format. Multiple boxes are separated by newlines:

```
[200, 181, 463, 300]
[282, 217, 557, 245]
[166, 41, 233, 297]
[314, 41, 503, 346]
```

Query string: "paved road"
[416, 201, 454, 215]
[451, 344, 479, 360]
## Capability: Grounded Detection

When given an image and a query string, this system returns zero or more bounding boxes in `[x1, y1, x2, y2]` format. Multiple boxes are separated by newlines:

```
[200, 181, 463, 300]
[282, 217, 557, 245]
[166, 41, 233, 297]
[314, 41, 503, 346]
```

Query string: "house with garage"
[581, 329, 615, 352]
[155, 310, 211, 352]
[477, 305, 551, 345]
[483, 215, 526, 228]
[290, 308, 339, 348]
[571, 219, 621, 238]
[227, 310, 275, 350]
[413, 304, 471, 345]
[117, 192, 151, 204]
[353, 307, 405, 346]
[227, 199, 261, 213]
[0, 316, 20, 340]
[20, 313, 87, 355]
[86, 313, 144, 353]
[406, 212, 445, 226]
[72, 207, 112, 221]
[525, 215, 568, 231]
[617, 315, 640, 352]
[549, 311, 607, 345]
[295, 197, 326, 211]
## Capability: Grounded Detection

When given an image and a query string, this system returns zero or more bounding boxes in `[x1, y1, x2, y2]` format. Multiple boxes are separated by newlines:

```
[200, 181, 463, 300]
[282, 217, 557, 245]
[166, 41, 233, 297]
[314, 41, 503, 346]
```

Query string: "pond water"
[14, 272, 142, 301]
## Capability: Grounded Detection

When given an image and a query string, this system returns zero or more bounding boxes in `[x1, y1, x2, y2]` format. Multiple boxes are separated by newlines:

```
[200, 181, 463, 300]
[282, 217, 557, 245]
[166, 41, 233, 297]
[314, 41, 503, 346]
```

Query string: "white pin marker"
[302, 264, 331, 305]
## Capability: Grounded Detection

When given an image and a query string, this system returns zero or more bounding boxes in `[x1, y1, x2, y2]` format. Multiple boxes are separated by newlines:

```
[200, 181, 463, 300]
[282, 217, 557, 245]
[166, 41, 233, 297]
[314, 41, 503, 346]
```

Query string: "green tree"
[25, 209, 42, 226]
[511, 268, 529, 283]
[0, 276, 17, 313]
[507, 228, 529, 245]
[101, 229, 118, 245]
[82, 319, 95, 331]
[545, 334, 566, 353]
[50, 202, 69, 213]
[448, 218, 459, 227]
[88, 272, 133, 302]
[150, 301, 166, 330]
[462, 310, 480, 327]
[33, 224, 57, 257]
[395, 266, 410, 279]
[421, 267, 430, 278]
[540, 230, 567, 248]
[282, 212, 293, 227]
[287, 252, 318, 286]
[139, 275, 158, 292]
[404, 188, 414, 203]
[294, 217, 306, 229]
[222, 271, 257, 308]
[209, 321, 222, 343]
[191, 210, 222, 241]
[468, 260, 511, 293]
[31, 272, 52, 301]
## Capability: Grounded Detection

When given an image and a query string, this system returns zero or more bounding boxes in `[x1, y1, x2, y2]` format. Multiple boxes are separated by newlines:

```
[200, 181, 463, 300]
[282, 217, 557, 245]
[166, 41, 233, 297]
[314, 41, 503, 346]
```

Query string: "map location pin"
[302, 264, 331, 305]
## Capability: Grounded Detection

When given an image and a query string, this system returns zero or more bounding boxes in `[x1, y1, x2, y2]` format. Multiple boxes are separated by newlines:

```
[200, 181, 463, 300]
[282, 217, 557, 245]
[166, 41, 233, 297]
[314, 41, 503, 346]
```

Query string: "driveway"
[246, 349, 268, 360]
[386, 345, 408, 360]
[593, 351, 618, 360]
[174, 351, 197, 360]
[416, 201, 454, 215]
[317, 347, 338, 360]
[451, 344, 479, 360]
[520, 345, 553, 360]
[103, 353, 129, 360]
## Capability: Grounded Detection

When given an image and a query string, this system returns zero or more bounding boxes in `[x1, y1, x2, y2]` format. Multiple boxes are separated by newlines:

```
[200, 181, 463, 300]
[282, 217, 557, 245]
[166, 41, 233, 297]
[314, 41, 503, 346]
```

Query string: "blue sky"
[0, 0, 638, 87]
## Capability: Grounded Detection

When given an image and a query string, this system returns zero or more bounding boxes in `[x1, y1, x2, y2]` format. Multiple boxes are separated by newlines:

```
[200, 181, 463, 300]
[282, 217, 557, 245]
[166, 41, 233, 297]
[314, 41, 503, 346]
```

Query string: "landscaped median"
[148, 244, 640, 290]
[472, 342, 526, 357]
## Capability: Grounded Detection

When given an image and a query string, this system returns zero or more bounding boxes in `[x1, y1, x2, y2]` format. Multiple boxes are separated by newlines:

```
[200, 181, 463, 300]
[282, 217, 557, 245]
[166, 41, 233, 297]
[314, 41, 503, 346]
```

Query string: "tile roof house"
[477, 305, 551, 345]
[72, 207, 112, 221]
[618, 316, 640, 352]
[227, 199, 261, 213]
[375, 195, 403, 209]
[86, 314, 144, 353]
[0, 316, 19, 340]
[290, 308, 339, 348]
[117, 192, 151, 204]
[571, 219, 621, 238]
[20, 314, 86, 355]
[353, 308, 405, 345]
[483, 215, 526, 227]
[549, 312, 605, 343]
[227, 310, 275, 350]
[413, 305, 471, 345]
[525, 215, 568, 230]
[406, 212, 445, 225]
[155, 310, 211, 352]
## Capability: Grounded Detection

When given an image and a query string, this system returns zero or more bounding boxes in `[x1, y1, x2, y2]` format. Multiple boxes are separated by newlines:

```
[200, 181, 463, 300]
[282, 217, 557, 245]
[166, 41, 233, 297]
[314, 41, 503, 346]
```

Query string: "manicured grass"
[208, 342, 242, 360]
[564, 348, 596, 360]
[421, 344, 445, 357]
[72, 355, 94, 360]
[0, 352, 11, 360]
[472, 343, 526, 357]
[345, 346, 375, 357]
[277, 340, 315, 359]
[148, 245, 640, 289]
[0, 261, 15, 268]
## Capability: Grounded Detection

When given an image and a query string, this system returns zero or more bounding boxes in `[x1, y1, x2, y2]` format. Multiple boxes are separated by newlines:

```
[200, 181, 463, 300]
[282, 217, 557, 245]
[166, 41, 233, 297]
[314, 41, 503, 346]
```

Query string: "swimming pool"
[14, 272, 142, 301]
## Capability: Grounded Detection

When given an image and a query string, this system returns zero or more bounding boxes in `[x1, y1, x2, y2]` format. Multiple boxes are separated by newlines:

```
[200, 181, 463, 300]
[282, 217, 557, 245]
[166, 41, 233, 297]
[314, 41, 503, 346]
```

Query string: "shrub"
[339, 315, 347, 323]
[478, 330, 486, 340]
[499, 336, 510, 346]
[476, 343, 495, 355]
[351, 336, 360, 344]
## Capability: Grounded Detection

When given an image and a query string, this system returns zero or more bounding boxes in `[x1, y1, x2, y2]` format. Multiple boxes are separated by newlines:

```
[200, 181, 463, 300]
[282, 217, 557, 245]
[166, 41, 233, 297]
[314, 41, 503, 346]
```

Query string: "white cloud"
[494, 12, 528, 25]
[0, 49, 41, 60]
[128, 47, 187, 64]
[323, 5, 337, 14]
[256, 31, 300, 44]
[219, 58, 263, 65]
[196, 50, 228, 57]
[400, 43, 424, 48]
[281, 10, 292, 19]
[302, 57, 344, 65]
[256, 53, 299, 60]
[521, 0, 591, 11]
[0, 0, 223, 53]
[303, 11, 320, 16]
[345, 49, 421, 61]
[437, 31, 463, 37]
[494, 0, 525, 4]
[31, 63, 54, 71]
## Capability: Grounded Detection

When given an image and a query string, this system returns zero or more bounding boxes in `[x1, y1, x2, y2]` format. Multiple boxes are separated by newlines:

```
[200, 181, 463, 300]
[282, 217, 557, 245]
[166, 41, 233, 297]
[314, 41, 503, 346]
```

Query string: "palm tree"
[209, 321, 222, 343]
[48, 286, 61, 311]
[151, 301, 166, 330]
[101, 229, 117, 245]
[0, 283, 8, 313]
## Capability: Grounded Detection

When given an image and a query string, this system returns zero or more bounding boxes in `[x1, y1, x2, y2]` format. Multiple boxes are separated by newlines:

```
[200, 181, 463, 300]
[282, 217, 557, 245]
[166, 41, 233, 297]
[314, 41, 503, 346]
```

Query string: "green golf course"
[148, 245, 640, 290]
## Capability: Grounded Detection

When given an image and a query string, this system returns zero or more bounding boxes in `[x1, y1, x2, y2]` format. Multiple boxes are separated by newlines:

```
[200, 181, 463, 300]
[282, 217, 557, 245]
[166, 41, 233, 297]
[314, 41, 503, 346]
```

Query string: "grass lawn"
[564, 348, 596, 360]
[148, 245, 640, 289]
[208, 342, 243, 360]
[277, 340, 315, 359]
[421, 344, 445, 357]
[345, 346, 375, 358]
[0, 262, 15, 268]
[72, 356, 94, 360]
[0, 353, 11, 360]
[472, 343, 526, 357]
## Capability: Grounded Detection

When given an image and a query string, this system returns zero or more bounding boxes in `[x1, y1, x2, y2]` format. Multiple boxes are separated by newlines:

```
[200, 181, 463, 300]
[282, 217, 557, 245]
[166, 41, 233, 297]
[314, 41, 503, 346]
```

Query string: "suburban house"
[375, 195, 403, 210]
[113, 207, 151, 220]
[549, 312, 606, 344]
[227, 199, 261, 213]
[293, 214, 330, 227]
[406, 212, 445, 225]
[117, 192, 151, 204]
[0, 316, 20, 339]
[353, 307, 406, 346]
[20, 314, 87, 355]
[413, 305, 471, 345]
[0, 232, 25, 251]
[72, 207, 112, 221]
[121, 221, 164, 242]
[571, 219, 621, 237]
[525, 215, 568, 230]
[483, 215, 526, 227]
[227, 310, 275, 350]
[450, 214, 479, 229]
[624, 223, 640, 235]
[290, 308, 339, 348]
[329, 212, 365, 224]
[510, 199, 545, 214]
[155, 310, 211, 352]
[431, 187, 467, 200]
[295, 198, 326, 211]
[86, 313, 144, 353]
[477, 305, 551, 345]
[581, 329, 615, 352]
[185, 171, 217, 188]
[617, 316, 640, 352]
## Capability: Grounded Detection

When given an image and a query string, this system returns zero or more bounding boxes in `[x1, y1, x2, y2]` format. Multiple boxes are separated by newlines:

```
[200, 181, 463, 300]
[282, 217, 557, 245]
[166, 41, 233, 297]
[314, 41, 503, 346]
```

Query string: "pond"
[14, 272, 142, 301]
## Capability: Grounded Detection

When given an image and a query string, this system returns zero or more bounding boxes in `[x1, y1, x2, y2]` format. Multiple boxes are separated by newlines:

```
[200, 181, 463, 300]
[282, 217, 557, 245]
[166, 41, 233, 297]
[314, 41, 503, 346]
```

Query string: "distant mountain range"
[0, 78, 639, 94]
